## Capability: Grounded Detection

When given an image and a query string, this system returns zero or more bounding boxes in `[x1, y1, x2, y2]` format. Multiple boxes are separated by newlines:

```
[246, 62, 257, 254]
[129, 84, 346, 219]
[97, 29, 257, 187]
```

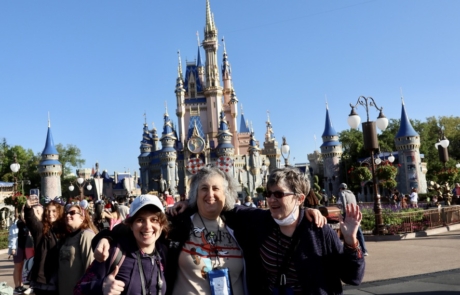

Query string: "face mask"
[273, 202, 299, 226]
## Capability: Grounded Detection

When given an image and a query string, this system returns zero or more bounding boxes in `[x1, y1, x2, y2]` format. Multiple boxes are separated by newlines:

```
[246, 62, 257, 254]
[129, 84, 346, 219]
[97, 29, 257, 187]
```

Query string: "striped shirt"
[260, 228, 302, 294]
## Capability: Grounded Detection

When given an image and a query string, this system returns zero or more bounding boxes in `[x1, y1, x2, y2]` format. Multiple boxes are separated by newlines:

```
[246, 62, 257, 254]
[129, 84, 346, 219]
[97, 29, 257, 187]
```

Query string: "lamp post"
[281, 136, 290, 167]
[10, 153, 20, 197]
[347, 96, 389, 235]
[69, 177, 92, 201]
[435, 128, 450, 168]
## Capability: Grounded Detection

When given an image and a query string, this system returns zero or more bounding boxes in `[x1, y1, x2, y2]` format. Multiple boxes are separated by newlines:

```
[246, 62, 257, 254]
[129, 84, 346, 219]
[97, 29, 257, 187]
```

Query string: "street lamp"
[347, 96, 388, 235]
[69, 177, 92, 201]
[456, 163, 460, 169]
[10, 153, 20, 197]
[281, 136, 290, 167]
[435, 129, 449, 168]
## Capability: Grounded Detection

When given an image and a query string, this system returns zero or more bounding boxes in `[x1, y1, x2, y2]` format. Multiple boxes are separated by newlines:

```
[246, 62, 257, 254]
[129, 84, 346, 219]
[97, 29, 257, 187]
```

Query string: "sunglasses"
[66, 210, 81, 216]
[264, 191, 296, 199]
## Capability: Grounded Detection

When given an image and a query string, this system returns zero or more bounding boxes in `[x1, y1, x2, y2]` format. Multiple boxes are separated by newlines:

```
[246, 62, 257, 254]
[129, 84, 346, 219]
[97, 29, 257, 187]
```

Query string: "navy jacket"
[222, 206, 365, 295]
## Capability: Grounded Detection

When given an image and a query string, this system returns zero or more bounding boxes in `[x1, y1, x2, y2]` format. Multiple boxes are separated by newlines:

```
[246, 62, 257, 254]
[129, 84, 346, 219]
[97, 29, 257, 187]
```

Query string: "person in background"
[321, 189, 329, 206]
[117, 196, 130, 221]
[24, 197, 66, 295]
[59, 204, 98, 295]
[8, 212, 24, 294]
[235, 197, 241, 205]
[338, 183, 369, 256]
[164, 191, 175, 208]
[455, 183, 460, 205]
[409, 188, 418, 208]
[75, 195, 168, 295]
[243, 195, 256, 208]
[393, 189, 401, 209]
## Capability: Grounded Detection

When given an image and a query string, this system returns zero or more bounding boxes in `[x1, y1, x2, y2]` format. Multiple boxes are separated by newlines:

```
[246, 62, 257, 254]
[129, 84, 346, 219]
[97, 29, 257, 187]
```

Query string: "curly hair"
[266, 167, 310, 198]
[43, 201, 65, 237]
[66, 205, 99, 234]
[187, 166, 238, 212]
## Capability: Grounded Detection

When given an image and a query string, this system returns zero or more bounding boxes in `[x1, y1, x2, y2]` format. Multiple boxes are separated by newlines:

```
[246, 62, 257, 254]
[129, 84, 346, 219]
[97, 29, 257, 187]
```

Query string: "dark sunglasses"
[264, 190, 295, 199]
[66, 210, 81, 216]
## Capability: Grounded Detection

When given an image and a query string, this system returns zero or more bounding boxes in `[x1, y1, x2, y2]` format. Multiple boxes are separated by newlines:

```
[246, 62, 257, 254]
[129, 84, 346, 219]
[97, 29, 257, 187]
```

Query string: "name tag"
[208, 268, 232, 295]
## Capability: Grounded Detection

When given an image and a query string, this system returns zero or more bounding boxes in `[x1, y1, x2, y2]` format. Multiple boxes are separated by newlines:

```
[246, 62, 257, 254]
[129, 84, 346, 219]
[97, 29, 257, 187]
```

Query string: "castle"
[138, 0, 282, 197]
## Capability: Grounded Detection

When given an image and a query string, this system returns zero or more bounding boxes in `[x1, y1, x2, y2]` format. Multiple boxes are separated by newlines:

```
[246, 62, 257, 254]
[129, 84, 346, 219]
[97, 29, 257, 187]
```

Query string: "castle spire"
[396, 98, 418, 138]
[177, 50, 183, 78]
[196, 32, 203, 67]
[205, 0, 215, 34]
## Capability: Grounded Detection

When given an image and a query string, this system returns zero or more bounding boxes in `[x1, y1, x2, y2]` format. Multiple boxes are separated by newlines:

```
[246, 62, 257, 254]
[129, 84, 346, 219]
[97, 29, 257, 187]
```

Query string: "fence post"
[409, 213, 413, 232]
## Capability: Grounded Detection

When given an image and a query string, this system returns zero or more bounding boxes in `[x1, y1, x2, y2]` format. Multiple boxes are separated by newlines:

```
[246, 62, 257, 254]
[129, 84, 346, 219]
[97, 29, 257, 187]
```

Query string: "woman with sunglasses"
[59, 204, 98, 295]
[222, 167, 365, 294]
[24, 197, 66, 295]
[75, 194, 168, 295]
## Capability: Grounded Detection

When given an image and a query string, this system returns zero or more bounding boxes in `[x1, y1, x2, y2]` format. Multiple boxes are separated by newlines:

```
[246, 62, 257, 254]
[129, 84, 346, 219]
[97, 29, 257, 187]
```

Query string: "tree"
[56, 144, 85, 178]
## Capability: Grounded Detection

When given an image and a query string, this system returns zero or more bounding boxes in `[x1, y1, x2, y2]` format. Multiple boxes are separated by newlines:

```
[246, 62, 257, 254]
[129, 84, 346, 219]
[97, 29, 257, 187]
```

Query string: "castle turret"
[394, 99, 426, 193]
[175, 52, 186, 143]
[320, 105, 342, 198]
[262, 111, 280, 171]
[139, 122, 154, 194]
[216, 109, 234, 158]
[38, 120, 62, 199]
[160, 109, 178, 195]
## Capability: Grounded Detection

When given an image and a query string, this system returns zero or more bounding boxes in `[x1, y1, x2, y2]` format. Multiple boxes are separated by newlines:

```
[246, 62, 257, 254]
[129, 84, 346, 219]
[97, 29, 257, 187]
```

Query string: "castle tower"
[160, 109, 178, 195]
[394, 99, 427, 193]
[139, 121, 154, 193]
[175, 52, 186, 143]
[203, 0, 223, 140]
[216, 108, 234, 158]
[237, 104, 251, 156]
[38, 120, 62, 199]
[320, 105, 342, 198]
[262, 111, 281, 171]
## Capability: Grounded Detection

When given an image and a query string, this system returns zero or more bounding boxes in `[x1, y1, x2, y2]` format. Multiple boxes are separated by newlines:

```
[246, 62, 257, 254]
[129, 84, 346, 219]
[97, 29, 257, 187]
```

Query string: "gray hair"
[266, 167, 310, 198]
[188, 166, 238, 212]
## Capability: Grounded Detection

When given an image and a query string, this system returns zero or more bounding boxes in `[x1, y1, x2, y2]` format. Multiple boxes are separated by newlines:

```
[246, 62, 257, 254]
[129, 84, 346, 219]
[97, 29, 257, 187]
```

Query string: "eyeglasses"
[66, 210, 81, 216]
[264, 190, 296, 199]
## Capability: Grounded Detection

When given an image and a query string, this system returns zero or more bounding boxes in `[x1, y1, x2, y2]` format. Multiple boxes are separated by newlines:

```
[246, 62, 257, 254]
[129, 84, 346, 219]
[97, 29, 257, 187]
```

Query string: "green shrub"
[0, 230, 9, 249]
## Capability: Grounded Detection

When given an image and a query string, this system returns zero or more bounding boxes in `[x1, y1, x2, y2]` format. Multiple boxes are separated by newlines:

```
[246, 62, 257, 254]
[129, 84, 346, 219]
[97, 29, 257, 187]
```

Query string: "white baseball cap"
[129, 195, 165, 217]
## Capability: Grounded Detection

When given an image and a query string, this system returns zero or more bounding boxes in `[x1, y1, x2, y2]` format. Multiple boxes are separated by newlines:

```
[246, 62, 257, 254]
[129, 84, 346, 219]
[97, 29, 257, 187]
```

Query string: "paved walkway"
[0, 228, 458, 294]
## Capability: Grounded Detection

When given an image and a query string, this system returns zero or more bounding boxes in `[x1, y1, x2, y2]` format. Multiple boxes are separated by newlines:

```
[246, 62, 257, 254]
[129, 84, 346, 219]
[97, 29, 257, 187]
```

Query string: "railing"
[361, 205, 460, 235]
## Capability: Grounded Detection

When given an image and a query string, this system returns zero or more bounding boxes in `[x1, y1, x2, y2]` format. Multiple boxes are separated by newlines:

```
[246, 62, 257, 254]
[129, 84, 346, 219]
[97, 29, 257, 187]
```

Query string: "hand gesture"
[94, 238, 111, 262]
[168, 201, 188, 216]
[102, 265, 125, 295]
[339, 204, 362, 246]
[26, 196, 39, 208]
[305, 208, 327, 228]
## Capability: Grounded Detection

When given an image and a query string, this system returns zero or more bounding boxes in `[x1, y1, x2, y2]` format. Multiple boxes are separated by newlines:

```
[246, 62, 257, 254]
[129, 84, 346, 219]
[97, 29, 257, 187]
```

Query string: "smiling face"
[47, 205, 58, 223]
[65, 206, 84, 232]
[130, 208, 163, 254]
[197, 174, 226, 220]
[267, 180, 303, 220]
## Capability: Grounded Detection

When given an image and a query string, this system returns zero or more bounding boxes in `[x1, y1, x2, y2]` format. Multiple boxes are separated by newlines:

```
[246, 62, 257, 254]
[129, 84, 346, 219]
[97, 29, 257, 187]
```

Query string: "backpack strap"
[109, 244, 125, 274]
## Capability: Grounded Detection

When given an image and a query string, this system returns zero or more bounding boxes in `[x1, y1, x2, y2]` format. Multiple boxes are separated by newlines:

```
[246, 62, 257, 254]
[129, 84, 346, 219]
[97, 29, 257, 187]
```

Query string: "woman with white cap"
[75, 195, 169, 295]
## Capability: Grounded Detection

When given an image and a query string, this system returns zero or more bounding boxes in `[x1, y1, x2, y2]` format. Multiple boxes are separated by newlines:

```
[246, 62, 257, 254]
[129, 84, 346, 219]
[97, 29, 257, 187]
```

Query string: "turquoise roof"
[321, 108, 337, 137]
[396, 102, 419, 138]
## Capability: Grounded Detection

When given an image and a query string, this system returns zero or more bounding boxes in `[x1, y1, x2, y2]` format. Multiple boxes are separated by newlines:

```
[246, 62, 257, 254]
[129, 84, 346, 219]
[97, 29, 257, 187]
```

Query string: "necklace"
[197, 214, 222, 267]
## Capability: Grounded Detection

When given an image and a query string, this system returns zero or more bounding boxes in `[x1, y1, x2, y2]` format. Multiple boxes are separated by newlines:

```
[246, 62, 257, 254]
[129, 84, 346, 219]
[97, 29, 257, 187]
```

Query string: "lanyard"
[136, 251, 163, 295]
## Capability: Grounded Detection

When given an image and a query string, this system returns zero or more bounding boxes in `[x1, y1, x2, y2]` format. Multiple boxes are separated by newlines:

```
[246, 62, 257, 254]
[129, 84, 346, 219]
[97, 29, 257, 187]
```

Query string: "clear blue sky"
[1, 0, 459, 174]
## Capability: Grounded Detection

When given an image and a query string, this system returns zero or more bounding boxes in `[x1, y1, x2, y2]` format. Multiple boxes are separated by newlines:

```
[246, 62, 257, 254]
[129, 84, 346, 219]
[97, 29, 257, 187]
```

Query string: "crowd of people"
[7, 166, 365, 295]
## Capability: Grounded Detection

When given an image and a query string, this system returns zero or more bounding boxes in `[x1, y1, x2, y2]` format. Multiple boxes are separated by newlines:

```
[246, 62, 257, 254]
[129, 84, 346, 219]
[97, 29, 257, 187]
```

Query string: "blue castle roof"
[239, 113, 250, 133]
[42, 126, 58, 155]
[322, 108, 337, 137]
[197, 46, 203, 67]
[396, 102, 419, 138]
[184, 64, 203, 93]
[187, 116, 205, 139]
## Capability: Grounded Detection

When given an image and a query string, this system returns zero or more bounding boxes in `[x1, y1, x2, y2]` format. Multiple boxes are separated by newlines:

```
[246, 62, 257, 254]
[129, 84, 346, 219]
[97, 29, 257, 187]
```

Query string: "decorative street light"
[69, 177, 92, 201]
[10, 153, 20, 197]
[281, 136, 290, 167]
[347, 96, 388, 235]
[456, 163, 460, 169]
[435, 128, 450, 168]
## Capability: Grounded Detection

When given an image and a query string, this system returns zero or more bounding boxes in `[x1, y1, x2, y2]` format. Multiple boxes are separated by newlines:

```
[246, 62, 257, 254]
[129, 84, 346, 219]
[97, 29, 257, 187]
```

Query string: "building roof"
[239, 113, 250, 133]
[42, 126, 58, 155]
[321, 107, 338, 137]
[396, 101, 419, 138]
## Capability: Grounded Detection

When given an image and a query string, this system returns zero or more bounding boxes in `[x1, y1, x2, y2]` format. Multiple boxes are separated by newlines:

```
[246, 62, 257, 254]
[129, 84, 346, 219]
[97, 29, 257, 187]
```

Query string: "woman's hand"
[94, 238, 111, 262]
[305, 208, 327, 228]
[26, 196, 39, 208]
[340, 204, 362, 246]
[103, 265, 125, 295]
[168, 201, 189, 216]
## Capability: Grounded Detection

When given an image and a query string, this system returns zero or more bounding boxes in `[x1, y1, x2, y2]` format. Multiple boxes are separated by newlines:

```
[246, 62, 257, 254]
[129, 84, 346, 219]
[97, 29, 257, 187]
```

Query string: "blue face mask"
[273, 202, 299, 226]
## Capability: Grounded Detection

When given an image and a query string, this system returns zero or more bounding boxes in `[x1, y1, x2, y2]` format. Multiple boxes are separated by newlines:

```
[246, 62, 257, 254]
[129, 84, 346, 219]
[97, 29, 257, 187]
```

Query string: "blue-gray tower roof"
[239, 113, 250, 133]
[42, 126, 58, 155]
[187, 116, 205, 139]
[197, 46, 203, 67]
[321, 108, 337, 137]
[396, 101, 419, 138]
